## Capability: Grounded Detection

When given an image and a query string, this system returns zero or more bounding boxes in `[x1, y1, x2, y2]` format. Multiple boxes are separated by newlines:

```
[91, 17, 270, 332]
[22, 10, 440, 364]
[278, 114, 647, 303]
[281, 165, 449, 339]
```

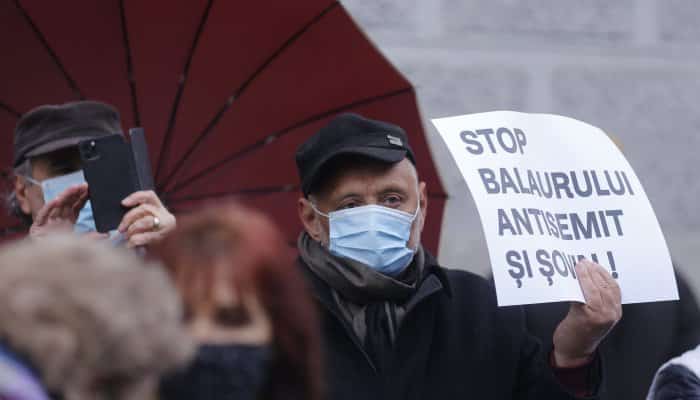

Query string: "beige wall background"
[341, 0, 700, 293]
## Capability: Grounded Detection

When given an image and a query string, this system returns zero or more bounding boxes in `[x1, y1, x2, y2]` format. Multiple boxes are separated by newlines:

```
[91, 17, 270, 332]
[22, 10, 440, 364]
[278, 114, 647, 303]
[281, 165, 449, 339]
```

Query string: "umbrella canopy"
[0, 0, 447, 254]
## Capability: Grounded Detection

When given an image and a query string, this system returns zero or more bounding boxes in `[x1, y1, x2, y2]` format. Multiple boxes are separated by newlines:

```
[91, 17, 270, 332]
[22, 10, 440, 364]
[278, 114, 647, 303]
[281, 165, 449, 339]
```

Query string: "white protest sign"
[432, 111, 678, 306]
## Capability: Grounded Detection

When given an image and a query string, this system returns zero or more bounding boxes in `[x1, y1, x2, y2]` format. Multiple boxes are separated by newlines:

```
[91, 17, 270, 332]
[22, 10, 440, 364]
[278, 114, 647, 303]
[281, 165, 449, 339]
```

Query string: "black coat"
[650, 363, 700, 400]
[524, 271, 700, 400]
[301, 254, 601, 400]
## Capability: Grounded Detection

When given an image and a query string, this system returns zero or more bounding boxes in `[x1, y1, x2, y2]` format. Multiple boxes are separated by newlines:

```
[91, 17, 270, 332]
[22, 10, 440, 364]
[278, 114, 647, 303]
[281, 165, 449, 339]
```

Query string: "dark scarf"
[299, 233, 429, 371]
[298, 232, 425, 305]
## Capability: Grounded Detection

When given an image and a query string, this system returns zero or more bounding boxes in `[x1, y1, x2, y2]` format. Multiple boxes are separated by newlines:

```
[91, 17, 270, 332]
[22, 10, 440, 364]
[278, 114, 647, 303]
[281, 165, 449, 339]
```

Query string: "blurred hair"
[155, 202, 322, 400]
[0, 234, 194, 400]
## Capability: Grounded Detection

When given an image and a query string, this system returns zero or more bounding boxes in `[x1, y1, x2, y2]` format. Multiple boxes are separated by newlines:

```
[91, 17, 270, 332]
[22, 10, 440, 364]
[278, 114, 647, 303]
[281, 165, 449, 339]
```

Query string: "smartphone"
[78, 129, 154, 233]
[79, 134, 138, 232]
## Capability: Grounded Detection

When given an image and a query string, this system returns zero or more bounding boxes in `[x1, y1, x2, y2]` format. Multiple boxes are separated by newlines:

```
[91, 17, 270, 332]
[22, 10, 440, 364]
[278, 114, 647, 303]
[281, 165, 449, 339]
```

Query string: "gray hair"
[0, 234, 194, 400]
[4, 159, 33, 227]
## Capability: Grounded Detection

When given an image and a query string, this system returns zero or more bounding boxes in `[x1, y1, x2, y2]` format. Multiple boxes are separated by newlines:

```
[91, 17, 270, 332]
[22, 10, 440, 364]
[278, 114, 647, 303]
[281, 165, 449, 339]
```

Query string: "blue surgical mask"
[26, 170, 97, 233]
[311, 200, 421, 276]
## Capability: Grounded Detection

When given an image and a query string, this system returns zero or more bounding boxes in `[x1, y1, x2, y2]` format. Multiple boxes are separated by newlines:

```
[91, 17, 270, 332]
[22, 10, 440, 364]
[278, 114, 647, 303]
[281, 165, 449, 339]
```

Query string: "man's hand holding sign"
[433, 111, 676, 367]
[554, 260, 622, 367]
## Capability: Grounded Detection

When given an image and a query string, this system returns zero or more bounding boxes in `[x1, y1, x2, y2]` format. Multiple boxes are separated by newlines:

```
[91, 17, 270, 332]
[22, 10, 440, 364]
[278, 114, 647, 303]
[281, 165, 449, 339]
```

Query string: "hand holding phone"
[119, 190, 176, 247]
[78, 128, 156, 233]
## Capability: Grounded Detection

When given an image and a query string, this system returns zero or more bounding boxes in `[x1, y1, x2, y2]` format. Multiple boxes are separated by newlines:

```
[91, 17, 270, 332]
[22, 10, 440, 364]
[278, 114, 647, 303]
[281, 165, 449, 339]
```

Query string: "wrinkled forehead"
[313, 156, 419, 200]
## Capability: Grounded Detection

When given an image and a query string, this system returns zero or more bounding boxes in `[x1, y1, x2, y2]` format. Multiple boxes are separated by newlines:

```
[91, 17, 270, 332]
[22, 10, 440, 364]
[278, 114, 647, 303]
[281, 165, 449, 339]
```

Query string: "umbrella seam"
[0, 102, 21, 118]
[154, 0, 215, 181]
[157, 1, 341, 191]
[162, 86, 413, 197]
[118, 0, 141, 127]
[11, 0, 84, 100]
[168, 191, 446, 204]
[167, 185, 299, 203]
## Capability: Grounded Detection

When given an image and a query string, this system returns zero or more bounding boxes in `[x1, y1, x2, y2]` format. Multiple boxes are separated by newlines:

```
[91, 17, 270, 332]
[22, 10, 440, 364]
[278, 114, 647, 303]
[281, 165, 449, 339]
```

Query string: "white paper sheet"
[432, 111, 678, 306]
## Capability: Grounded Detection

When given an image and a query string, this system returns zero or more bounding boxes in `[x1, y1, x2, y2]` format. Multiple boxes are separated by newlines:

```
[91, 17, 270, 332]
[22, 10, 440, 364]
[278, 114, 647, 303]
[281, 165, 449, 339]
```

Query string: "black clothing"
[294, 113, 416, 195]
[652, 363, 700, 400]
[159, 344, 271, 400]
[300, 251, 601, 400]
[525, 271, 700, 400]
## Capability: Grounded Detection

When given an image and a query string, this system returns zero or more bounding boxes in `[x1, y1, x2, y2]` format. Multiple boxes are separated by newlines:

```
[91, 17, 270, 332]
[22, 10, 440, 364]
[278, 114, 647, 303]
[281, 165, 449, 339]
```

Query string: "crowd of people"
[0, 100, 697, 399]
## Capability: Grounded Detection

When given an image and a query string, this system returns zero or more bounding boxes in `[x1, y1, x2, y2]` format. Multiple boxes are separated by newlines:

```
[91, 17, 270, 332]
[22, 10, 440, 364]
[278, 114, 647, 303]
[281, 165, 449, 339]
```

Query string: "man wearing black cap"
[295, 113, 621, 399]
[7, 101, 174, 246]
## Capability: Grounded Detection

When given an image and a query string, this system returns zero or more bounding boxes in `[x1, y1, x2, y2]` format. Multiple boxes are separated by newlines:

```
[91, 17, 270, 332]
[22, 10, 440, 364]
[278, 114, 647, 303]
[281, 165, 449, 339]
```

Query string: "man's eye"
[53, 166, 79, 175]
[340, 202, 359, 210]
[383, 195, 402, 207]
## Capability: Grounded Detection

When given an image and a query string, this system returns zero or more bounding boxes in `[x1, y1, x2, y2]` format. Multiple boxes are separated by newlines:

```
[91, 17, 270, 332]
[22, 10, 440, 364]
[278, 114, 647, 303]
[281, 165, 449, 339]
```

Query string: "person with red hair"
[155, 202, 322, 400]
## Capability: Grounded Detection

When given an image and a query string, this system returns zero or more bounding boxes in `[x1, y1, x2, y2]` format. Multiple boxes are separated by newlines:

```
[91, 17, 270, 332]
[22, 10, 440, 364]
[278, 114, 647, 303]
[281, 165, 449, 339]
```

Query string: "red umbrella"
[0, 0, 446, 254]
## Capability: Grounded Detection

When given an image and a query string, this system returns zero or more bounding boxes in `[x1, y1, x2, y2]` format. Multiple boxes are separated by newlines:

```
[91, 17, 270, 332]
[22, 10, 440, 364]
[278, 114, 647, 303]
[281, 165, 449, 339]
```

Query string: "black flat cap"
[13, 101, 122, 167]
[295, 113, 416, 195]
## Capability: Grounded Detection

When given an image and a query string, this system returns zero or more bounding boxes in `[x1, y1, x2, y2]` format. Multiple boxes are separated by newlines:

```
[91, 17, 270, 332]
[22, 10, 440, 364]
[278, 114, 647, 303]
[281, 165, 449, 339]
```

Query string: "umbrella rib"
[157, 1, 341, 191]
[118, 0, 140, 126]
[0, 102, 21, 118]
[163, 86, 413, 196]
[166, 185, 299, 204]
[12, 0, 84, 100]
[230, 1, 340, 112]
[154, 0, 215, 182]
[166, 186, 446, 204]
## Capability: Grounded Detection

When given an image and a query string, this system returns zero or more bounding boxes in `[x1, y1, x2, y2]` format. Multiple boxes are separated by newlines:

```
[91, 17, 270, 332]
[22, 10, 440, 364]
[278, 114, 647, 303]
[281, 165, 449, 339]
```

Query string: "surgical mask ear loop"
[308, 201, 330, 247]
[21, 175, 49, 203]
[409, 185, 422, 221]
[405, 186, 423, 253]
[22, 175, 42, 187]
[308, 201, 329, 218]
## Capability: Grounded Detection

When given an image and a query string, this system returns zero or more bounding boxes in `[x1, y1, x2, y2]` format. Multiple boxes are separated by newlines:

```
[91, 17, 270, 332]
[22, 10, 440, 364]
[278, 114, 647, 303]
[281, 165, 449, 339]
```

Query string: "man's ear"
[14, 176, 32, 215]
[298, 197, 324, 242]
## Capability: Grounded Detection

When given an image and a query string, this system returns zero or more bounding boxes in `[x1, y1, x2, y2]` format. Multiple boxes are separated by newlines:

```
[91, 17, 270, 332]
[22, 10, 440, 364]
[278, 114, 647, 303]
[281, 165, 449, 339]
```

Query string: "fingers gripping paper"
[432, 111, 678, 306]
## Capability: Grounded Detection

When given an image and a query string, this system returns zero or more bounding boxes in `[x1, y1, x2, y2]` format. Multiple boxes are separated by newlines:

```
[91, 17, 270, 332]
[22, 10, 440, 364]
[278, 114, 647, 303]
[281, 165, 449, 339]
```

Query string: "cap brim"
[25, 135, 97, 158]
[304, 146, 408, 194]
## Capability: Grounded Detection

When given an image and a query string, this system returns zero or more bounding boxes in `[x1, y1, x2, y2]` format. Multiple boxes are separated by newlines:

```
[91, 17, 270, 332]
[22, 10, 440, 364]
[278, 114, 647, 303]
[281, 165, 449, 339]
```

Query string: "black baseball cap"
[295, 113, 416, 195]
[13, 100, 122, 167]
